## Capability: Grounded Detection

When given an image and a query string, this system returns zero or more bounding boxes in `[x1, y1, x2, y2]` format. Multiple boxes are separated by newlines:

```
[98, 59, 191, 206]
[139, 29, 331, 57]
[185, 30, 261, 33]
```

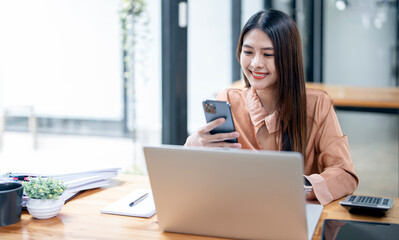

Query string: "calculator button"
[356, 196, 366, 203]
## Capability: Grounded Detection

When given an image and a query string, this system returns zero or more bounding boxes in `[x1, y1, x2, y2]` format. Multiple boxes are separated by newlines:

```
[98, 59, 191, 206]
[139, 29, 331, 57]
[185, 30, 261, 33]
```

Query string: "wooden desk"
[232, 81, 399, 113]
[306, 83, 399, 114]
[1, 174, 399, 240]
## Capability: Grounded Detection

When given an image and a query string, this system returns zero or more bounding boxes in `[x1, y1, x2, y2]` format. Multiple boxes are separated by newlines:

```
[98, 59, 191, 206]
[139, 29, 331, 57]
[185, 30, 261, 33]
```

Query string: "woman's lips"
[251, 71, 269, 80]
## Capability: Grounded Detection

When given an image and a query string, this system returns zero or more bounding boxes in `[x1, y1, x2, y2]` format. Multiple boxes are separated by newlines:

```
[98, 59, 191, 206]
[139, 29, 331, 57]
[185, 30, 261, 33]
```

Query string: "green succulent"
[23, 177, 67, 200]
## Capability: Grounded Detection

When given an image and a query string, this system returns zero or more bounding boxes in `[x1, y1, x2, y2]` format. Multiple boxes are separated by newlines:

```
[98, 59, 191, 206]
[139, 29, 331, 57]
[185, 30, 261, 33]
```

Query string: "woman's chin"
[248, 79, 277, 91]
[249, 83, 270, 91]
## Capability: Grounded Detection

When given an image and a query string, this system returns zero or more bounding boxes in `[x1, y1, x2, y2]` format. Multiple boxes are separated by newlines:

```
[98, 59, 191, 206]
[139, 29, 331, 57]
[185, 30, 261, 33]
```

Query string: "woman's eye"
[243, 50, 252, 55]
[264, 53, 274, 57]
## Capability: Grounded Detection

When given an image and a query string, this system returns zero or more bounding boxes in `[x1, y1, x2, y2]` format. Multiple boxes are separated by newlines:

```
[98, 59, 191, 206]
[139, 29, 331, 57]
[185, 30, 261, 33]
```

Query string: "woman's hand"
[184, 118, 242, 148]
[306, 190, 316, 200]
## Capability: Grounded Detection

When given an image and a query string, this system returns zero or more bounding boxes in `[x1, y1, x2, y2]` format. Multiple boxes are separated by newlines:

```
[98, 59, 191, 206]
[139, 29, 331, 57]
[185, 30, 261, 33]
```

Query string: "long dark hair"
[237, 9, 307, 158]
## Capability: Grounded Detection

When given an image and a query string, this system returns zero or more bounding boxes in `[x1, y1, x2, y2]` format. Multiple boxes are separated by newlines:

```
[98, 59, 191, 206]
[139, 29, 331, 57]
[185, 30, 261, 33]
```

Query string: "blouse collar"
[245, 88, 280, 134]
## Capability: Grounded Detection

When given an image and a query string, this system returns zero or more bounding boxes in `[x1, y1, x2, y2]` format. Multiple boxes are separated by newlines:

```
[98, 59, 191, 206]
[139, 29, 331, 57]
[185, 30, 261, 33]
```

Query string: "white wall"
[242, 0, 264, 27]
[187, 0, 266, 134]
[187, 0, 232, 134]
[0, 0, 123, 120]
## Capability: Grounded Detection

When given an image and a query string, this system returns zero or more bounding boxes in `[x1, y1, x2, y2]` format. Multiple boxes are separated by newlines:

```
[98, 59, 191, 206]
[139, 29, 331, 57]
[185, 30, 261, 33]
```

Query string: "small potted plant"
[23, 177, 67, 219]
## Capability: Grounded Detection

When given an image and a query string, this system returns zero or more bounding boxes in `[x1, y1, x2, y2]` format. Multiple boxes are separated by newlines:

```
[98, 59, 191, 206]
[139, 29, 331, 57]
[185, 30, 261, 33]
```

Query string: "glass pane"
[323, 0, 398, 197]
[323, 0, 397, 87]
[0, 0, 162, 175]
[0, 0, 123, 120]
[132, 0, 162, 172]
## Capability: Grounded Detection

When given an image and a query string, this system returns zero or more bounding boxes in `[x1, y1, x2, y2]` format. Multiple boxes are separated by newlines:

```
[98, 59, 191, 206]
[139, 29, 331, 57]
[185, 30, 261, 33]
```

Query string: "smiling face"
[240, 29, 278, 91]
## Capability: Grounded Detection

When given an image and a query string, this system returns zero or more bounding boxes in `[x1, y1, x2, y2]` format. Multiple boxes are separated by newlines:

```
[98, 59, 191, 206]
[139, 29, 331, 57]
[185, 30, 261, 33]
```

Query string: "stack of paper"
[58, 168, 120, 203]
[3, 168, 120, 207]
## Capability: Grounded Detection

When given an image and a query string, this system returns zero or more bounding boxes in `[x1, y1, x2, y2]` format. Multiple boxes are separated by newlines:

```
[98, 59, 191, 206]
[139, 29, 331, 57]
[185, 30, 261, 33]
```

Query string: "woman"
[185, 9, 358, 205]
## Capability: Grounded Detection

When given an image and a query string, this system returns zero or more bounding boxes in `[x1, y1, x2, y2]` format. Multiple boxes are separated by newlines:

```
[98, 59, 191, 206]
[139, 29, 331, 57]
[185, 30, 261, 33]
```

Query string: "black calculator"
[339, 195, 394, 216]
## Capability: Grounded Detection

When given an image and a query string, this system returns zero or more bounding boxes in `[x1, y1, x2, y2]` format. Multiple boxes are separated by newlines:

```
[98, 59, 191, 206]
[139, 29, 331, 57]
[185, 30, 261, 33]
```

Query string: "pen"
[13, 176, 30, 181]
[10, 175, 37, 181]
[129, 193, 149, 207]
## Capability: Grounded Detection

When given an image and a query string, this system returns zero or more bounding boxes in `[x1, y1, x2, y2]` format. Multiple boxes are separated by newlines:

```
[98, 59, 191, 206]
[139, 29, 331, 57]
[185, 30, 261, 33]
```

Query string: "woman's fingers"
[184, 118, 240, 148]
[204, 142, 242, 149]
[207, 132, 240, 143]
[198, 118, 226, 134]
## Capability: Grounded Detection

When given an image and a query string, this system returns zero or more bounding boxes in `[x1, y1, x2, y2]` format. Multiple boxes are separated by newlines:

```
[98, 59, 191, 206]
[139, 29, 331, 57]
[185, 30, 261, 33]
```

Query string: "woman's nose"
[250, 54, 264, 69]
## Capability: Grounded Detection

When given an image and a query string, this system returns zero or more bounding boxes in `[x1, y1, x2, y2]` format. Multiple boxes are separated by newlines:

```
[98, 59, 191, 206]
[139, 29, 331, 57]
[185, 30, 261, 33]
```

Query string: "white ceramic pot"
[26, 198, 64, 219]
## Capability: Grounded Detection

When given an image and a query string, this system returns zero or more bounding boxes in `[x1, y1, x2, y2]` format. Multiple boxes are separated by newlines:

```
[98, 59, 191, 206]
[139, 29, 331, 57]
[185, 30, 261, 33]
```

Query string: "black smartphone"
[304, 176, 313, 195]
[202, 100, 238, 143]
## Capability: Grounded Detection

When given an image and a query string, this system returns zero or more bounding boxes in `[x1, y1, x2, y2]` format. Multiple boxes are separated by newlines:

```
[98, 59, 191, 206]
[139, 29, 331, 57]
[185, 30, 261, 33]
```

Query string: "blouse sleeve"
[216, 89, 229, 101]
[307, 94, 359, 205]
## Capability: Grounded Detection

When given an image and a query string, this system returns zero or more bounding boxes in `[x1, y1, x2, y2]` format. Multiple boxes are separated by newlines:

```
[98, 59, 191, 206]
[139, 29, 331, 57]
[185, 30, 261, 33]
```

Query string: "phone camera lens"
[204, 103, 215, 114]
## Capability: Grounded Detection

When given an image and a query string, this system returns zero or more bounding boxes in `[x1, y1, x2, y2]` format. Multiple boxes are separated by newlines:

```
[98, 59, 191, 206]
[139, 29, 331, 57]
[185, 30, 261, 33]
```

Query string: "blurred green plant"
[120, 0, 150, 172]
[120, 0, 146, 46]
[23, 177, 67, 200]
[120, 0, 147, 135]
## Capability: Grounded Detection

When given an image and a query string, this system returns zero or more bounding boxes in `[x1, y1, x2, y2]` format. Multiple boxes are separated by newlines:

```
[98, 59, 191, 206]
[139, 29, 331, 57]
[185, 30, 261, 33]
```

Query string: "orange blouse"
[217, 87, 358, 205]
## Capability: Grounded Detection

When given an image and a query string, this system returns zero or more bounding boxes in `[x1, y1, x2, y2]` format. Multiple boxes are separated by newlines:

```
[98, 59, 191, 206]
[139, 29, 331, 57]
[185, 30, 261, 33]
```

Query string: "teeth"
[253, 72, 267, 77]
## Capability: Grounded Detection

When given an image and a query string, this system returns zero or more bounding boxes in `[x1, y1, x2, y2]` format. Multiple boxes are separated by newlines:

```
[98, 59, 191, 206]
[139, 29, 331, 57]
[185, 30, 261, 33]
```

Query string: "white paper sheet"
[101, 188, 156, 218]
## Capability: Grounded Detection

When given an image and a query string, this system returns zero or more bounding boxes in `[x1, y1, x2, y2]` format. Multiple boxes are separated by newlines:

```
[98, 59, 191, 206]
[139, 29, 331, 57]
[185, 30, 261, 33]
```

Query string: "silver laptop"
[143, 145, 322, 240]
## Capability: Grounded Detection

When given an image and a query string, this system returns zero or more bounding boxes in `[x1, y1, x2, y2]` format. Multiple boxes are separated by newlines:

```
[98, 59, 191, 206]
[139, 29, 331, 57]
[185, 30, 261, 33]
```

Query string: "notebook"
[100, 188, 156, 218]
[143, 145, 323, 240]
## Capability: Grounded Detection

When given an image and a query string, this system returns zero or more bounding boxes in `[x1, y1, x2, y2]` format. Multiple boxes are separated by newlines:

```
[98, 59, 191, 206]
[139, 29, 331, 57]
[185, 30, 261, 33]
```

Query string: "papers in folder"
[53, 168, 120, 202]
[101, 188, 156, 218]
[3, 167, 121, 207]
